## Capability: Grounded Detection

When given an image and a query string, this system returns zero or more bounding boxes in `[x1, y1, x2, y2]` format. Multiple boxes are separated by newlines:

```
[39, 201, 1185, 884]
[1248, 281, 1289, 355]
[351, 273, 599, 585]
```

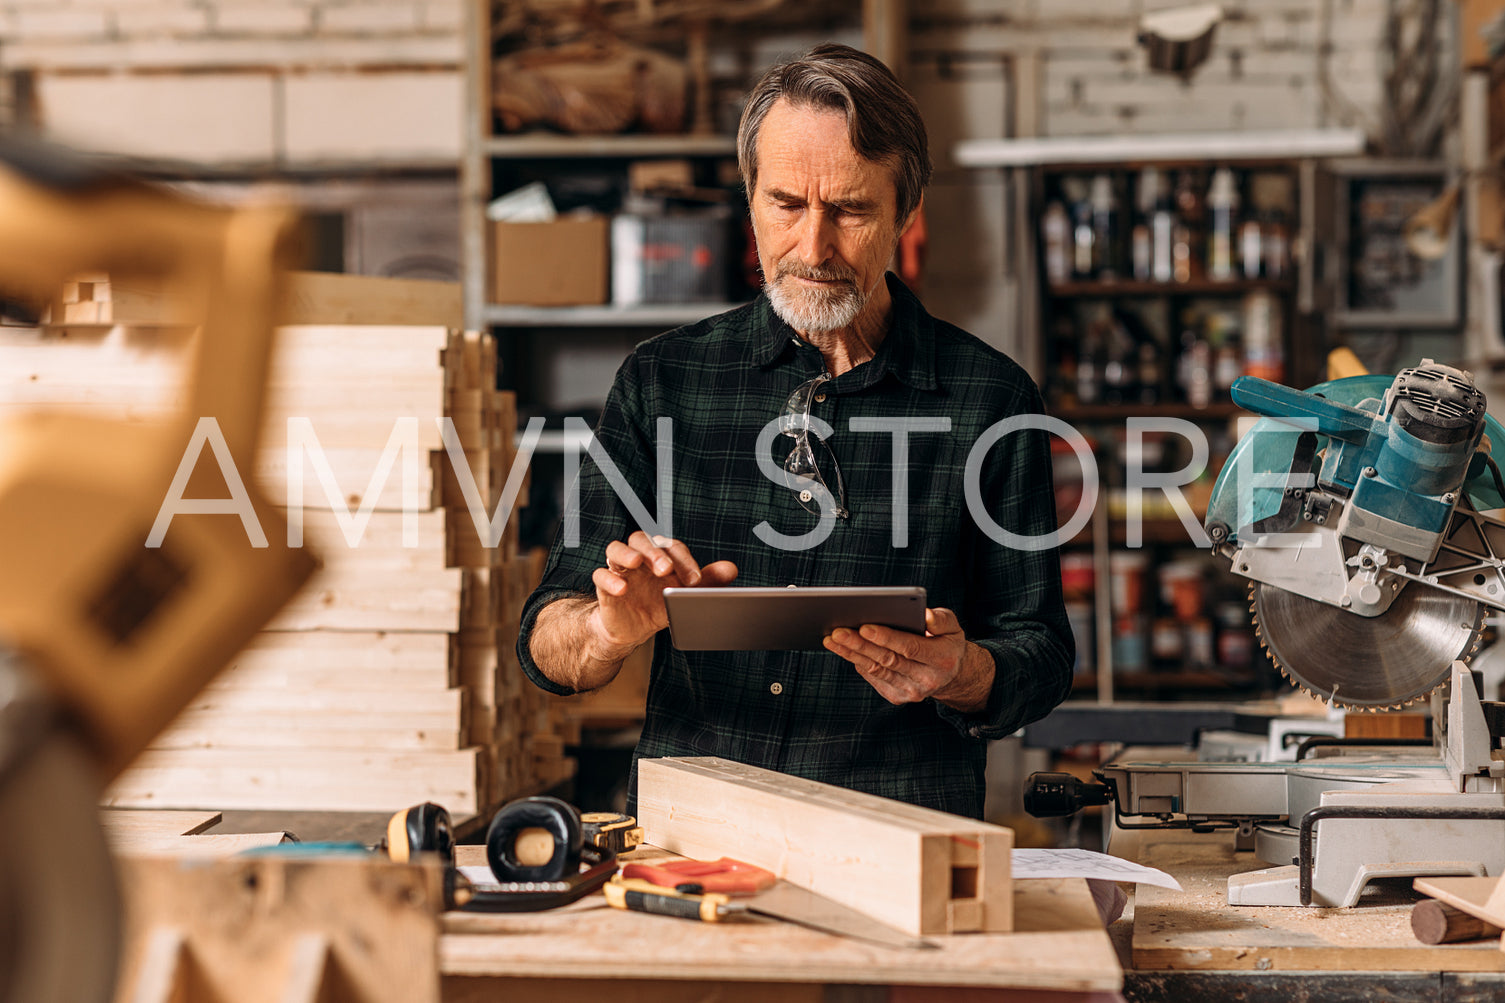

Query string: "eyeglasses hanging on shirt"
[780, 375, 850, 520]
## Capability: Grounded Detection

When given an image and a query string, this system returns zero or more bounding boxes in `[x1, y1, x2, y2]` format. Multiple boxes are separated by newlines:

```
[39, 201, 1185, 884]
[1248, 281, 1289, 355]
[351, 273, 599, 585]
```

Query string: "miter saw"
[0, 142, 314, 1001]
[1028, 360, 1505, 908]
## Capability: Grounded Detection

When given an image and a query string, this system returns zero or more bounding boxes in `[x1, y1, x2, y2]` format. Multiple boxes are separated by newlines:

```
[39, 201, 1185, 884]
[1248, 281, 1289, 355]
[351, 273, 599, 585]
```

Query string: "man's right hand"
[586, 531, 738, 660]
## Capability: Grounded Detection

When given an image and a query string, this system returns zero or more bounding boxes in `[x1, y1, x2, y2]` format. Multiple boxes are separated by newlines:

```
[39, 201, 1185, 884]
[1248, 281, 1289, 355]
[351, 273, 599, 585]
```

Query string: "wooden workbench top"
[1131, 830, 1505, 973]
[440, 846, 1122, 993]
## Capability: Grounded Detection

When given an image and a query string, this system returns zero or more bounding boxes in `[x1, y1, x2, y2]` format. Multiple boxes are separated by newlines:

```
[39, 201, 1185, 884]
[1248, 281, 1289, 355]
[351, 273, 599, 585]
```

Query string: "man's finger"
[829, 627, 911, 671]
[925, 607, 962, 637]
[625, 530, 675, 576]
[591, 566, 629, 597]
[858, 622, 928, 660]
[651, 536, 704, 587]
[700, 560, 739, 586]
[603, 540, 646, 575]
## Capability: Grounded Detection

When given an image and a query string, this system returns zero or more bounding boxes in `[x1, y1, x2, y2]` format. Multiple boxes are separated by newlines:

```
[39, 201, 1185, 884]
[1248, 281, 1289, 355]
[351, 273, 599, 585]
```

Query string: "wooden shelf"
[484, 133, 738, 159]
[1044, 278, 1293, 298]
[1051, 402, 1248, 422]
[1064, 517, 1209, 547]
[953, 128, 1366, 168]
[483, 302, 745, 328]
[1072, 670, 1259, 692]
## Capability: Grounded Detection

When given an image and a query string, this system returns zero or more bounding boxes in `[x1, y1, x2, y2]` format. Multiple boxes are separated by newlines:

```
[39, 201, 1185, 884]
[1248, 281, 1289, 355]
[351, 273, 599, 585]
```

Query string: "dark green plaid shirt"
[518, 274, 1073, 818]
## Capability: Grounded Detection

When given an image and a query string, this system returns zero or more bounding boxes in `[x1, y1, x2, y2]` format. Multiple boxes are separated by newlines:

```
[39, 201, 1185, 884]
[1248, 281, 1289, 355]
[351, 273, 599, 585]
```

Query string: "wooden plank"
[1132, 834, 1505, 971]
[113, 830, 295, 858]
[100, 809, 222, 840]
[231, 630, 454, 678]
[270, 567, 462, 632]
[152, 718, 464, 752]
[282, 271, 461, 328]
[256, 447, 440, 513]
[636, 757, 1013, 937]
[106, 747, 483, 814]
[182, 686, 462, 715]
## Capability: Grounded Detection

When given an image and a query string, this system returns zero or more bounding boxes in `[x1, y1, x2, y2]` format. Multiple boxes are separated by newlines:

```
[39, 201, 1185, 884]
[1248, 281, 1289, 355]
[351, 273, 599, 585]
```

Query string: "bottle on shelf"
[1150, 170, 1175, 283]
[1206, 167, 1239, 282]
[1089, 173, 1120, 280]
[1076, 322, 1104, 405]
[1178, 331, 1214, 408]
[1242, 289, 1284, 383]
[1072, 198, 1095, 280]
[1171, 170, 1204, 283]
[1261, 209, 1290, 280]
[1240, 213, 1262, 280]
[1042, 201, 1072, 285]
[1131, 167, 1159, 282]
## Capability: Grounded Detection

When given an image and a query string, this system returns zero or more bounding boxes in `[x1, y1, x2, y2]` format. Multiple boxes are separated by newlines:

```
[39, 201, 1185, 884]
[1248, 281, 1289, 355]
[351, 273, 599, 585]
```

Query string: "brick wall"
[0, 1, 462, 164]
[909, 0, 1451, 364]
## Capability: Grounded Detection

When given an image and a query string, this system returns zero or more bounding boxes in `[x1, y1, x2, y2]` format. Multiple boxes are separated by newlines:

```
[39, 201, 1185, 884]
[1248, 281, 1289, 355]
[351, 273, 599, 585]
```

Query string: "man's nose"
[794, 210, 835, 266]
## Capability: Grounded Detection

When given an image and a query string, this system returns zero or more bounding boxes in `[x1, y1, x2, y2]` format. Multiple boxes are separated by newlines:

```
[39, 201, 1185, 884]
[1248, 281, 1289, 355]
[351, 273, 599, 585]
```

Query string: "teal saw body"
[1205, 363, 1505, 708]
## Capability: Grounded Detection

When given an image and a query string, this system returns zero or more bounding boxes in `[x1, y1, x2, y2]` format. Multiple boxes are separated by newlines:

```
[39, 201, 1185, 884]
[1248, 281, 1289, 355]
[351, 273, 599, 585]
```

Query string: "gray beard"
[765, 270, 868, 333]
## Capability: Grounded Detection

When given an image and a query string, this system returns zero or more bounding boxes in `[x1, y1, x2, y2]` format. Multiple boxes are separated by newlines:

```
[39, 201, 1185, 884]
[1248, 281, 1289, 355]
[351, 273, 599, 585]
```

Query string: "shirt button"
[815, 393, 826, 403]
[770, 682, 784, 695]
[968, 726, 983, 738]
[798, 489, 813, 503]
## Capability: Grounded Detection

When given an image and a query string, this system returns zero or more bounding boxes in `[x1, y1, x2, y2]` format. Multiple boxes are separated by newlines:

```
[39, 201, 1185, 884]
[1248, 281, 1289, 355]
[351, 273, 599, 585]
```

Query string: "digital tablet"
[662, 586, 927, 651]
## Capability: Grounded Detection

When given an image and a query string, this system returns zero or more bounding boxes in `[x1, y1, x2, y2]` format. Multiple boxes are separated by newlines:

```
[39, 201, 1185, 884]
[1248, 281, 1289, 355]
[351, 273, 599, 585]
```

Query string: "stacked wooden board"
[1, 272, 577, 818]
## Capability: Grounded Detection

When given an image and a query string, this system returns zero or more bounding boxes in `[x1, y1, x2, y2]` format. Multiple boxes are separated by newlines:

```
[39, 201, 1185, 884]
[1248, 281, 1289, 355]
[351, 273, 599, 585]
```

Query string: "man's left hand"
[824, 607, 995, 713]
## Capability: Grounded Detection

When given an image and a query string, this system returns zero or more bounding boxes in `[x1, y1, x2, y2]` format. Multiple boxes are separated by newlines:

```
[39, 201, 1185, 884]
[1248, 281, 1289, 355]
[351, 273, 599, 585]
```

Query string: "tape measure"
[581, 811, 644, 855]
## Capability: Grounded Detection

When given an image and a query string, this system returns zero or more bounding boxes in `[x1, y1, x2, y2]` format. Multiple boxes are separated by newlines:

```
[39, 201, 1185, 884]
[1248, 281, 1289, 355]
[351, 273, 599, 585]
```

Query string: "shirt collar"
[751, 273, 940, 393]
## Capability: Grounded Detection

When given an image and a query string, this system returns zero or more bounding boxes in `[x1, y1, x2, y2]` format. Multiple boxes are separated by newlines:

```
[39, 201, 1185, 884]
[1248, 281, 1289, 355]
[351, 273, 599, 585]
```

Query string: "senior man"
[518, 43, 1073, 818]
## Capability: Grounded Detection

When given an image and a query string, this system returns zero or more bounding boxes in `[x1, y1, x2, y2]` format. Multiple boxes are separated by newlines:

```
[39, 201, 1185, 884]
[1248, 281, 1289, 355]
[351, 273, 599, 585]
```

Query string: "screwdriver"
[603, 876, 748, 922]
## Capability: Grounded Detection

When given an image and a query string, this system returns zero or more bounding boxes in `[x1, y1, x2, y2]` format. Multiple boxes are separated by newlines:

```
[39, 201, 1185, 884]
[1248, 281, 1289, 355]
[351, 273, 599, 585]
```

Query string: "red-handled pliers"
[620, 857, 776, 896]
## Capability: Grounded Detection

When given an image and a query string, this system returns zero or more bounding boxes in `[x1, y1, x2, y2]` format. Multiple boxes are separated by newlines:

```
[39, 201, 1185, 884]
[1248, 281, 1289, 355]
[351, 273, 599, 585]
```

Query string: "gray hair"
[737, 43, 931, 225]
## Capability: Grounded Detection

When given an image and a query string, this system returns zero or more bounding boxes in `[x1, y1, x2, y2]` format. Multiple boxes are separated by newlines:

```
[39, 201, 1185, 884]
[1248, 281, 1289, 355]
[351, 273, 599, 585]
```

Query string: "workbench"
[1120, 828, 1505, 1002]
[441, 845, 1124, 1002]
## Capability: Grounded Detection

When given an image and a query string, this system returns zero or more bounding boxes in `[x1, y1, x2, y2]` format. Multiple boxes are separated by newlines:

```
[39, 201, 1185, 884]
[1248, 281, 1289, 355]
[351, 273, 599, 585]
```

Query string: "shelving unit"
[958, 131, 1367, 705]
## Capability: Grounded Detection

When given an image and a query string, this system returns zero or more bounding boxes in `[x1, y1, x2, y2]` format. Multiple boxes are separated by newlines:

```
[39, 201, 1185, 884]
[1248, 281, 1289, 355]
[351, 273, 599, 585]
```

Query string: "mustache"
[774, 261, 858, 284]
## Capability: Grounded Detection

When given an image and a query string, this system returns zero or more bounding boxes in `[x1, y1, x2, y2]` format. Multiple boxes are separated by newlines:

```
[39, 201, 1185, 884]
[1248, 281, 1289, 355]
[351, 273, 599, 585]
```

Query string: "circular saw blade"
[1251, 582, 1483, 709]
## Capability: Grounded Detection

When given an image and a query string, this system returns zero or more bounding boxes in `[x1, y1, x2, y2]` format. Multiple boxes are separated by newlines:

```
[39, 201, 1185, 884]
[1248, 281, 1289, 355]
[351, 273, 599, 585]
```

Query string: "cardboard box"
[1457, 0, 1505, 68]
[490, 217, 608, 306]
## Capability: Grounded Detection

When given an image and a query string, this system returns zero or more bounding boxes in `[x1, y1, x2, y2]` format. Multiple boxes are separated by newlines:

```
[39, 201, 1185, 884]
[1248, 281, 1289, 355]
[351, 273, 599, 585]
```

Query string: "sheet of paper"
[459, 865, 506, 890]
[1012, 847, 1182, 891]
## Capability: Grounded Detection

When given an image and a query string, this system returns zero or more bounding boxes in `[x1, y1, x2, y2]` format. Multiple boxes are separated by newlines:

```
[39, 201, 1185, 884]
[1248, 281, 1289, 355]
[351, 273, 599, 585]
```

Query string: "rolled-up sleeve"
[517, 353, 661, 696]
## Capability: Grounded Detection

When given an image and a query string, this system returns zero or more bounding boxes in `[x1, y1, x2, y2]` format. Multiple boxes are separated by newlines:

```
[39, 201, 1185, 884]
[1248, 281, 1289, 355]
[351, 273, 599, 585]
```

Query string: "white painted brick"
[281, 69, 461, 160]
[113, 6, 211, 36]
[1035, 0, 1135, 19]
[317, 1, 422, 34]
[213, 3, 315, 35]
[14, 7, 111, 39]
[1, 34, 460, 70]
[1229, 49, 1318, 78]
[419, 0, 463, 32]
[909, 62, 1013, 163]
[36, 71, 277, 161]
[913, 0, 1036, 18]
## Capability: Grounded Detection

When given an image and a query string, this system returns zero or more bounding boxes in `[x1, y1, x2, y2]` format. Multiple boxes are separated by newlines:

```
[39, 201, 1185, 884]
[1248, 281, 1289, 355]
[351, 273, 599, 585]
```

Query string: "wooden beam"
[636, 757, 1012, 937]
[282, 272, 462, 329]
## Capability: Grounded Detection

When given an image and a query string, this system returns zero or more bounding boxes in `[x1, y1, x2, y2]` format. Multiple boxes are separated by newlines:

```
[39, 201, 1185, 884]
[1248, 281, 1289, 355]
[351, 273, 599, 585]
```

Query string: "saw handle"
[1022, 772, 1114, 818]
[605, 877, 732, 922]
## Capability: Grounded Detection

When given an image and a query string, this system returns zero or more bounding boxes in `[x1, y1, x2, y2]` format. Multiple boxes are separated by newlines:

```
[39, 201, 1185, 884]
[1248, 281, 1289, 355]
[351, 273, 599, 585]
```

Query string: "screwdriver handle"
[604, 877, 729, 922]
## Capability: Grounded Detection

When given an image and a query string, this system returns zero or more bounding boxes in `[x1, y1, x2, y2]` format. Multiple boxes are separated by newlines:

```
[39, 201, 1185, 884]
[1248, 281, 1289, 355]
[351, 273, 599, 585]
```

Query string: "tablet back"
[662, 586, 927, 651]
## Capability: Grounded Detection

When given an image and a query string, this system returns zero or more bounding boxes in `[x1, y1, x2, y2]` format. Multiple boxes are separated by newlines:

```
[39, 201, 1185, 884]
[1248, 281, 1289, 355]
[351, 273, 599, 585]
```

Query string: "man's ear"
[898, 193, 924, 239]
